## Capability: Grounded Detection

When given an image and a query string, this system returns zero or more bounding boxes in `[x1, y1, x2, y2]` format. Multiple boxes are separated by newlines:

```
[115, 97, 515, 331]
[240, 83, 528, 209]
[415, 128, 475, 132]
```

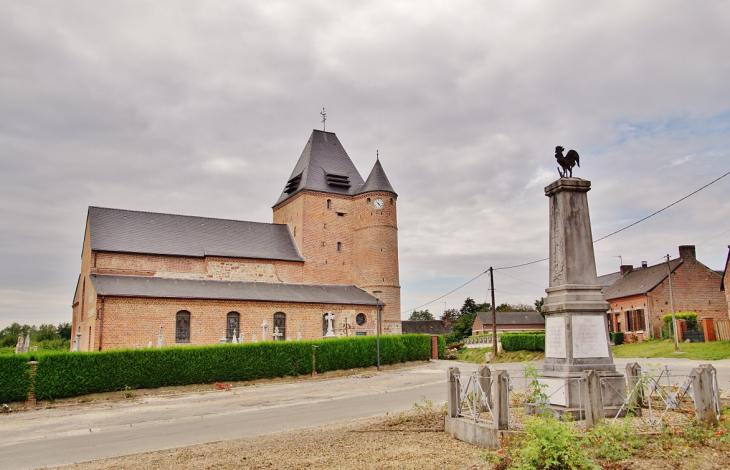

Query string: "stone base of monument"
[537, 372, 627, 419]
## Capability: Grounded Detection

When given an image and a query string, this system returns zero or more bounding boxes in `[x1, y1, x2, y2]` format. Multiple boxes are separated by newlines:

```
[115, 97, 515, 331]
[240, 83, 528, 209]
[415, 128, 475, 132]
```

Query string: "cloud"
[1, 1, 730, 327]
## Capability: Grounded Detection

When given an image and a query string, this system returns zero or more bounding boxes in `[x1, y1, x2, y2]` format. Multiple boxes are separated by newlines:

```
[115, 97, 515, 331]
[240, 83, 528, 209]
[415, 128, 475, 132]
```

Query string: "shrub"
[501, 333, 545, 352]
[0, 355, 32, 403]
[511, 416, 595, 469]
[611, 332, 624, 345]
[437, 335, 446, 359]
[662, 312, 699, 332]
[314, 334, 430, 372]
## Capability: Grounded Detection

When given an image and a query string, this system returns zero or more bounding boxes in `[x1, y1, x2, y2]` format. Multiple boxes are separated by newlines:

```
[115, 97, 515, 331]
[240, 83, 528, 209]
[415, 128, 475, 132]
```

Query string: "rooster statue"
[555, 146, 579, 178]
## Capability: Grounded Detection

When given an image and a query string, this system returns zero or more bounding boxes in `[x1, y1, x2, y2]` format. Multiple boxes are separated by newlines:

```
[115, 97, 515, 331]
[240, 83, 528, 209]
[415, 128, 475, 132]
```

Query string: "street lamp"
[373, 290, 382, 371]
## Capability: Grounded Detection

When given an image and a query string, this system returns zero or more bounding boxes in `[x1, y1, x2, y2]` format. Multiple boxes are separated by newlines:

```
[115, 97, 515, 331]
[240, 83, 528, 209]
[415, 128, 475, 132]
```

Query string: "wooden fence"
[716, 321, 730, 342]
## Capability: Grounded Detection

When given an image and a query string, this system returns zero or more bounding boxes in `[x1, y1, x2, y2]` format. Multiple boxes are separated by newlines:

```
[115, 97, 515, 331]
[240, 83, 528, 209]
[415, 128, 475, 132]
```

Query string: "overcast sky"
[1, 1, 729, 329]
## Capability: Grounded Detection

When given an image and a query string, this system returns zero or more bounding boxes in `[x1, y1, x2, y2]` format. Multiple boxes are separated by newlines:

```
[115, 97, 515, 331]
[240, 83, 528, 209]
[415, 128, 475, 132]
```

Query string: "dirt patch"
[48, 405, 484, 470]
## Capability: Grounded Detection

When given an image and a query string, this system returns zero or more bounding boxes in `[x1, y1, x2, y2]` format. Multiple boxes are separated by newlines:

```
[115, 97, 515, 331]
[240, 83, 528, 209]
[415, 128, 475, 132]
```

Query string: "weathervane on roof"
[320, 108, 327, 131]
[376, 150, 379, 161]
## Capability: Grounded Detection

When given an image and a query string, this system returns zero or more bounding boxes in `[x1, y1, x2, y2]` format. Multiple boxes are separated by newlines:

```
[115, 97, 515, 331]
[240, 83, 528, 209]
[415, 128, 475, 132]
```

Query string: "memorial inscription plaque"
[571, 315, 609, 358]
[545, 316, 567, 358]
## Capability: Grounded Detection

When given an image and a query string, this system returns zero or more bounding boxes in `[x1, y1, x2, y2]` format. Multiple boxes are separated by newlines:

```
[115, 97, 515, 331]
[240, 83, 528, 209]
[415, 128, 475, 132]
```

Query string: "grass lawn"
[612, 339, 730, 360]
[455, 347, 545, 364]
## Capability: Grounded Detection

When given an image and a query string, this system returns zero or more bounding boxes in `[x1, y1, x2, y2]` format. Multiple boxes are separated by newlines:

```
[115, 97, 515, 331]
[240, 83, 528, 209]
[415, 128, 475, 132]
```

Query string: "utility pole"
[490, 267, 498, 357]
[666, 255, 679, 351]
[373, 290, 382, 371]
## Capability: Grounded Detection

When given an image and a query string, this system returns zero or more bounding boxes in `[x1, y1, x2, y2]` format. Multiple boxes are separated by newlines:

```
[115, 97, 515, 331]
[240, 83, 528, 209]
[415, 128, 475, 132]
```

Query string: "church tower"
[272, 130, 401, 334]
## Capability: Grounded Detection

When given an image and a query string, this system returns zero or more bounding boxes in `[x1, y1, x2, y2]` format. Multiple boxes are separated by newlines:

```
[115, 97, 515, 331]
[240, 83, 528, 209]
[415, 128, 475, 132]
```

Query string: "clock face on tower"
[373, 198, 384, 209]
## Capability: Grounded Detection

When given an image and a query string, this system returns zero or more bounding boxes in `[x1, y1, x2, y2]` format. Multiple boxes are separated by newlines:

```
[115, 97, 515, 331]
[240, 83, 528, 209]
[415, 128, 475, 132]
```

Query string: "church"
[71, 130, 401, 351]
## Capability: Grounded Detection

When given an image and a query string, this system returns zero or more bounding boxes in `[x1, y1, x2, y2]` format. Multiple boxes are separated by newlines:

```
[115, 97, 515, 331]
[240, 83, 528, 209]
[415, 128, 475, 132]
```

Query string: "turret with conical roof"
[358, 158, 397, 196]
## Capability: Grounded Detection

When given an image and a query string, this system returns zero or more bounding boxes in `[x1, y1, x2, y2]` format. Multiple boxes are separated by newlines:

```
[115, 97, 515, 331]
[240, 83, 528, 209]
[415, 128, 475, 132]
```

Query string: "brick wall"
[724, 249, 730, 319]
[85, 295, 381, 350]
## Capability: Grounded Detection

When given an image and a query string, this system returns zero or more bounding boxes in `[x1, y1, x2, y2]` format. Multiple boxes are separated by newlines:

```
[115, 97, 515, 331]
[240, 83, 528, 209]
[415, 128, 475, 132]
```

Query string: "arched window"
[176, 311, 191, 343]
[322, 313, 330, 336]
[273, 312, 286, 341]
[390, 198, 394, 205]
[356, 313, 367, 326]
[327, 199, 331, 210]
[226, 312, 240, 342]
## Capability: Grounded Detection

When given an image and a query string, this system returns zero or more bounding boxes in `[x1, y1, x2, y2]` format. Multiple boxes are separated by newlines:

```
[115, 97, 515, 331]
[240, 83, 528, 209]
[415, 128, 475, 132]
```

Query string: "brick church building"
[71, 130, 401, 351]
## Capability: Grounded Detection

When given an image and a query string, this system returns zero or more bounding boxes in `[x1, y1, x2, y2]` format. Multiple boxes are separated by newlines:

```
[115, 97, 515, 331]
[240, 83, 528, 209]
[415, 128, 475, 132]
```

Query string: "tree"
[441, 308, 459, 322]
[459, 297, 479, 318]
[534, 297, 545, 317]
[36, 324, 59, 342]
[408, 309, 434, 321]
[57, 322, 72, 340]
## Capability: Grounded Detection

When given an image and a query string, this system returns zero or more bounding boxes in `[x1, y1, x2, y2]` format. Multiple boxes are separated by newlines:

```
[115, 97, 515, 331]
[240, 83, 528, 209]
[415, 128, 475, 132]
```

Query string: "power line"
[698, 227, 730, 246]
[400, 269, 489, 315]
[497, 270, 547, 289]
[400, 170, 729, 314]
[593, 169, 730, 243]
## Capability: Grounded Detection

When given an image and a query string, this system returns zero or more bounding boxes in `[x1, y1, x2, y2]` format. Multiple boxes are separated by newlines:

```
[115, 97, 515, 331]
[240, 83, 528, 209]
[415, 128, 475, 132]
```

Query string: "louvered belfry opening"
[325, 173, 350, 188]
[284, 172, 302, 194]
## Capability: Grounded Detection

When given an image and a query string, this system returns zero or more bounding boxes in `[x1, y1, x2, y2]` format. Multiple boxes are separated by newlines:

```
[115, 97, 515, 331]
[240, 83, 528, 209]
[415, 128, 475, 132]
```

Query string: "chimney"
[678, 245, 696, 261]
[620, 265, 634, 276]
[641, 261, 648, 268]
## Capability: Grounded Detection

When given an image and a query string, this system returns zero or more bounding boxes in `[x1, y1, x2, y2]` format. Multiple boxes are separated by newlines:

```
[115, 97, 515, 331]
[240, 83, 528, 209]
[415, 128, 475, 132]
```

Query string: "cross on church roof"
[320, 108, 327, 131]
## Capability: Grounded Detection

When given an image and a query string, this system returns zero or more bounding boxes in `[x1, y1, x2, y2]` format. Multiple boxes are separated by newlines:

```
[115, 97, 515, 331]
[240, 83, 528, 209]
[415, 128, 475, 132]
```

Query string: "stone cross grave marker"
[324, 312, 336, 338]
[297, 325, 303, 341]
[272, 326, 283, 341]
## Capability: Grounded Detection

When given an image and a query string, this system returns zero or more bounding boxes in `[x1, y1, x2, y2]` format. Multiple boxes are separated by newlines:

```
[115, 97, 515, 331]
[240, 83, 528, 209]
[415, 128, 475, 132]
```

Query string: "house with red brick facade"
[471, 311, 545, 336]
[599, 245, 727, 340]
[71, 130, 401, 351]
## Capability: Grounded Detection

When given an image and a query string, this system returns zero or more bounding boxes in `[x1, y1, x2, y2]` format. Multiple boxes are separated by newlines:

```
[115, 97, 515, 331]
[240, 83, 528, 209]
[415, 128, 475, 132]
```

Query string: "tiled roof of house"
[87, 207, 304, 262]
[401, 320, 452, 335]
[89, 274, 379, 305]
[603, 259, 683, 300]
[474, 311, 545, 326]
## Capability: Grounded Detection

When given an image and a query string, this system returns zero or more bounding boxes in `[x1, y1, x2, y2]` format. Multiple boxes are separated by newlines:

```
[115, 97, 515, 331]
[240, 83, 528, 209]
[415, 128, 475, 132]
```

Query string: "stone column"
[541, 178, 625, 417]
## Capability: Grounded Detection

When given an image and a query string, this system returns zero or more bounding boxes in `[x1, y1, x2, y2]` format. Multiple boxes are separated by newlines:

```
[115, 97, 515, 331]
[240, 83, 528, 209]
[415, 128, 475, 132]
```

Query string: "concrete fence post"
[690, 366, 718, 425]
[625, 363, 643, 416]
[477, 365, 492, 411]
[698, 364, 720, 425]
[492, 370, 509, 430]
[25, 361, 38, 408]
[581, 370, 603, 428]
[447, 367, 460, 418]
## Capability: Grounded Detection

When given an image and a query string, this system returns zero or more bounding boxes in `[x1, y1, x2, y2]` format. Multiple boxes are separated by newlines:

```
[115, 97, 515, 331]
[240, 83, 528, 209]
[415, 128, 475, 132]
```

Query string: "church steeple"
[273, 130, 365, 207]
[358, 158, 397, 196]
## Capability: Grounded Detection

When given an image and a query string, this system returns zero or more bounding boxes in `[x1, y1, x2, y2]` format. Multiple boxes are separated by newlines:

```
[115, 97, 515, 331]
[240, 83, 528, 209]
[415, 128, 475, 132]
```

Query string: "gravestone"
[272, 326, 283, 341]
[14, 334, 23, 354]
[323, 312, 336, 338]
[232, 328, 239, 344]
[157, 326, 164, 348]
[23, 333, 30, 353]
[261, 319, 269, 341]
[541, 177, 625, 416]
[75, 327, 82, 352]
[251, 331, 258, 343]
[297, 325, 303, 341]
[238, 331, 245, 343]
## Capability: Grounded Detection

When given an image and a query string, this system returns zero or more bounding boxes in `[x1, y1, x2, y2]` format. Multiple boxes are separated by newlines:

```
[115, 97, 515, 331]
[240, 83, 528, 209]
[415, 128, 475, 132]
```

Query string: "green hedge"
[662, 312, 699, 332]
[29, 335, 430, 400]
[437, 335, 446, 359]
[501, 333, 545, 352]
[0, 355, 32, 403]
[611, 332, 624, 345]
[34, 341, 313, 400]
[313, 334, 430, 372]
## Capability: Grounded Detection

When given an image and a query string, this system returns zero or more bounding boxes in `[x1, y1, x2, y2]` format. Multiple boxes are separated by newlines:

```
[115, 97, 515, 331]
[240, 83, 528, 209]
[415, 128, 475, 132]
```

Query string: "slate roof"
[475, 311, 545, 326]
[401, 320, 452, 335]
[89, 274, 380, 305]
[360, 158, 397, 196]
[274, 130, 396, 206]
[603, 259, 683, 300]
[597, 271, 622, 293]
[87, 207, 304, 262]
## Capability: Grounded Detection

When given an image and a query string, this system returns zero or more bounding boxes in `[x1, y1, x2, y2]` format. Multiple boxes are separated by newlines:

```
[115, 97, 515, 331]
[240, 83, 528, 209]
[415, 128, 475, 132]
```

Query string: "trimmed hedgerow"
[611, 332, 624, 345]
[31, 335, 431, 400]
[0, 354, 32, 403]
[501, 333, 545, 352]
[34, 341, 313, 400]
[313, 334, 431, 373]
[437, 335, 446, 359]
